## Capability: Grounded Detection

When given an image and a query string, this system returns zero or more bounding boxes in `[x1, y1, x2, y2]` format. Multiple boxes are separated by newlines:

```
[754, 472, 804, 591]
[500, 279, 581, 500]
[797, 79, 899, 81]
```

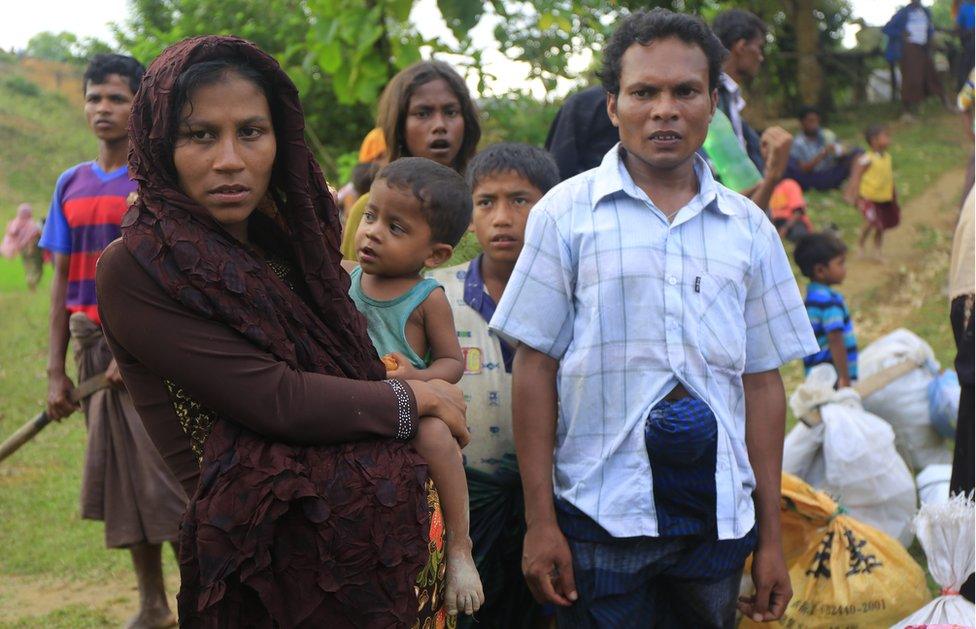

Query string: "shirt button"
[667, 276, 678, 285]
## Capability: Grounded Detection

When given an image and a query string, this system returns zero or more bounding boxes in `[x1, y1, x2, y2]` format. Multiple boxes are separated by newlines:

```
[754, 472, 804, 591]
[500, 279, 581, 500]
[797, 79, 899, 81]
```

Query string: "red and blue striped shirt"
[39, 162, 135, 326]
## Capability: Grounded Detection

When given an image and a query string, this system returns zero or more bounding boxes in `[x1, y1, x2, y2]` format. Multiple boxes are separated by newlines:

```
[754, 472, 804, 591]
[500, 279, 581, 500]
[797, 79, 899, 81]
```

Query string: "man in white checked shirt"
[490, 9, 818, 628]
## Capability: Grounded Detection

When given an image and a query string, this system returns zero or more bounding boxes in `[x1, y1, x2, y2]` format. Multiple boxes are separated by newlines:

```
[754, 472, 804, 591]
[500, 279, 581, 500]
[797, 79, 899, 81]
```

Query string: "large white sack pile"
[785, 364, 917, 546]
[858, 329, 953, 469]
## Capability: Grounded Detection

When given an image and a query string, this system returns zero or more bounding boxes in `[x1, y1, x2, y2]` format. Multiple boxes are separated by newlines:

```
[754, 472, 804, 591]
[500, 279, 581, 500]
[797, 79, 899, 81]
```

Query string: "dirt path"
[842, 167, 965, 342]
[0, 571, 179, 626]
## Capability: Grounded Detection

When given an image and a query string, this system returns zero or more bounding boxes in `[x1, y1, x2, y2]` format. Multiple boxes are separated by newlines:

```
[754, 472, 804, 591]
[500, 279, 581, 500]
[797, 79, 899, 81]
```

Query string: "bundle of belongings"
[740, 474, 930, 628]
[784, 363, 917, 545]
[859, 329, 957, 469]
[892, 494, 975, 628]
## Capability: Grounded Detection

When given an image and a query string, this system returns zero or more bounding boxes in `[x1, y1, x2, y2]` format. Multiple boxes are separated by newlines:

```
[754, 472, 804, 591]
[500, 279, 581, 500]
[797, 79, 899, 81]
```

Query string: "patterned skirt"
[414, 480, 455, 629]
[176, 419, 450, 628]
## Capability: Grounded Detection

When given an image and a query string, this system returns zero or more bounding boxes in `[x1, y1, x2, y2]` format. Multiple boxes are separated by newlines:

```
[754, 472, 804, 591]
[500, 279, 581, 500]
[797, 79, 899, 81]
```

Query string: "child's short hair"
[351, 162, 378, 196]
[794, 232, 848, 279]
[376, 157, 472, 247]
[864, 123, 887, 145]
[83, 54, 145, 94]
[465, 143, 560, 195]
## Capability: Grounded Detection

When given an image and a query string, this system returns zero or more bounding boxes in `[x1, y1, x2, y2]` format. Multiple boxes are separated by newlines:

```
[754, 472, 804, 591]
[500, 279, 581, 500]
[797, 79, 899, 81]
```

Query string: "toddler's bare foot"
[443, 539, 484, 616]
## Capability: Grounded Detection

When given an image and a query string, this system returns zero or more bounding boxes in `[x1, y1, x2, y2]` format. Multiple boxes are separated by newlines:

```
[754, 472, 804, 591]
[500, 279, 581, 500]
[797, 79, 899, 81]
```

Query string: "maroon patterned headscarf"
[123, 36, 384, 381]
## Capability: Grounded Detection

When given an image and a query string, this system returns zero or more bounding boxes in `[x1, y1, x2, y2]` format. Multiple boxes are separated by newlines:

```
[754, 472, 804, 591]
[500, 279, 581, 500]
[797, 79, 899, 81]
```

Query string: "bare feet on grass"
[125, 607, 177, 629]
[443, 538, 484, 616]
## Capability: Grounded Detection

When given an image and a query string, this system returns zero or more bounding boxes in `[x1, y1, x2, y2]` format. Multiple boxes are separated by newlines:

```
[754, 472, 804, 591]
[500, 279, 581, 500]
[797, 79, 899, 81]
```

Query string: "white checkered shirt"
[490, 146, 818, 539]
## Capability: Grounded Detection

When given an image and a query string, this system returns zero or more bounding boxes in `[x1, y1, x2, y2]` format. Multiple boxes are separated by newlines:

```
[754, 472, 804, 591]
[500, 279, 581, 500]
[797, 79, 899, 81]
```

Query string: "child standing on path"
[846, 124, 899, 258]
[428, 142, 560, 628]
[348, 157, 485, 617]
[794, 233, 859, 387]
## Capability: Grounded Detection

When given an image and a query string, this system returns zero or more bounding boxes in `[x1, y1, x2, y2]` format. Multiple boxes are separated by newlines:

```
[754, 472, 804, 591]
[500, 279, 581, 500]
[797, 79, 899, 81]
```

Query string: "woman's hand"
[406, 379, 470, 448]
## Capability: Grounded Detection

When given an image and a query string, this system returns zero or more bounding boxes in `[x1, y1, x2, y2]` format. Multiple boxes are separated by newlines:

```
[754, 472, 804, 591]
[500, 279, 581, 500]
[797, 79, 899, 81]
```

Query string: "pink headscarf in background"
[1, 203, 41, 259]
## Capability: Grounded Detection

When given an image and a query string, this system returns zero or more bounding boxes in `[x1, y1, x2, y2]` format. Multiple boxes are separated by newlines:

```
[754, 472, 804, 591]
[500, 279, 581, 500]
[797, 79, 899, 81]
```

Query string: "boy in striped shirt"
[39, 54, 185, 628]
[794, 233, 859, 386]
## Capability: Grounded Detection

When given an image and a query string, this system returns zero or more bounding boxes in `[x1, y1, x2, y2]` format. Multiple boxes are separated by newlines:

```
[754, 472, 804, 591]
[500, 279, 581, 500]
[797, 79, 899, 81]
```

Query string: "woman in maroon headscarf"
[96, 36, 469, 627]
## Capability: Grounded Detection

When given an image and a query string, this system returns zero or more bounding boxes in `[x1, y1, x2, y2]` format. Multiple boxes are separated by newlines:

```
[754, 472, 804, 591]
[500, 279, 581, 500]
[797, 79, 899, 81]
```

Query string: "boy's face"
[607, 37, 717, 173]
[470, 170, 542, 267]
[815, 254, 847, 285]
[84, 73, 135, 144]
[355, 179, 451, 276]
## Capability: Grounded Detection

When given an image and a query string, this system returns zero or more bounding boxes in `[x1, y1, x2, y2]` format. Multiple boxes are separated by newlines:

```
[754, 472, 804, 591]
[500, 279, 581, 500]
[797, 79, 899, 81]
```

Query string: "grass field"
[0, 58, 970, 625]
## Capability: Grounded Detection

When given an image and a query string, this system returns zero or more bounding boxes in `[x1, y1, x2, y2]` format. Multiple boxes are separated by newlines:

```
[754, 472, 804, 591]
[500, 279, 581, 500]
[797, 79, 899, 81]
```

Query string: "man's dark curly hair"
[83, 53, 145, 94]
[599, 8, 727, 95]
[712, 9, 768, 52]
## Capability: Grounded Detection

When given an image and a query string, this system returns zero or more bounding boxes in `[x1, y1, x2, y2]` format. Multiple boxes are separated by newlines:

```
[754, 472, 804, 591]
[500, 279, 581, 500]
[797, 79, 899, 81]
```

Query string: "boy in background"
[794, 233, 859, 387]
[428, 143, 559, 627]
[39, 54, 185, 629]
[845, 124, 899, 258]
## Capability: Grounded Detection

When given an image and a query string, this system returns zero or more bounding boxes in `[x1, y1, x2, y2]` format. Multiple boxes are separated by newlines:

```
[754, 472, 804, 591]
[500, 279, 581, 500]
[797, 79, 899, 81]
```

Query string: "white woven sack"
[859, 329, 950, 469]
[786, 364, 917, 545]
[891, 494, 976, 628]
[917, 464, 953, 506]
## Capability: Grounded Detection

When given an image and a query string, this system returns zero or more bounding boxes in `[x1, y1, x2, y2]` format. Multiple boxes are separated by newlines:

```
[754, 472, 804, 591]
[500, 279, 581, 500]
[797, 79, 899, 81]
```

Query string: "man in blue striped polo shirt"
[491, 8, 818, 628]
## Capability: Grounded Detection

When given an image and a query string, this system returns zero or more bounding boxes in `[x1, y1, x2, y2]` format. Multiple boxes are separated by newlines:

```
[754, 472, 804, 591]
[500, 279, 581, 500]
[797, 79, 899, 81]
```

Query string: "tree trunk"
[792, 0, 823, 106]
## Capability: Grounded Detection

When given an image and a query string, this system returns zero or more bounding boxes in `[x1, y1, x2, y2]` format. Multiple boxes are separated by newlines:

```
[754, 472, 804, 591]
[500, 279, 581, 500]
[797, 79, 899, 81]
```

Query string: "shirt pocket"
[696, 273, 746, 373]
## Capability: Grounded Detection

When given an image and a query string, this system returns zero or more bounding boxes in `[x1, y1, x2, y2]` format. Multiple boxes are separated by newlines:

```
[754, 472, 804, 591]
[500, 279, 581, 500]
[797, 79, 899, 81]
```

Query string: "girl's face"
[402, 78, 465, 168]
[173, 71, 276, 243]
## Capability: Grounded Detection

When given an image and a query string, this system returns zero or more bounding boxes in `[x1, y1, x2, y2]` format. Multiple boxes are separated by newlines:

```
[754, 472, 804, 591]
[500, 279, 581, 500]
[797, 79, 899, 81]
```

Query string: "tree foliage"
[489, 0, 852, 110]
[116, 0, 378, 174]
[109, 0, 856, 174]
[25, 31, 114, 64]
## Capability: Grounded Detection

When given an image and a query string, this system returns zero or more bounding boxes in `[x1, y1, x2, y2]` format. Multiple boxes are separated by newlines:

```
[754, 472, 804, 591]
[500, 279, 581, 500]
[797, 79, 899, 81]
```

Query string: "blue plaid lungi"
[554, 397, 756, 628]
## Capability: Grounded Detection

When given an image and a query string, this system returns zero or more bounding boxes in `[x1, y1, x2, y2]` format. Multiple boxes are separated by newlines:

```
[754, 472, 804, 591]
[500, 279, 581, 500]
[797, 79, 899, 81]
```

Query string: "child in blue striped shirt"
[794, 233, 859, 386]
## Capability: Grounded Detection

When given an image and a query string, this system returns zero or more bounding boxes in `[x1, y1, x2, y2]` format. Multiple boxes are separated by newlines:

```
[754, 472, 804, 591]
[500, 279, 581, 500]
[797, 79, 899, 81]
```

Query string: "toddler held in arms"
[346, 157, 484, 616]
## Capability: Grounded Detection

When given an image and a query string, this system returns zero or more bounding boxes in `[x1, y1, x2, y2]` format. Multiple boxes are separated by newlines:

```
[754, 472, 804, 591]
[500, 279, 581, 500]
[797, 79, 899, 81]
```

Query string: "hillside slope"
[0, 57, 95, 223]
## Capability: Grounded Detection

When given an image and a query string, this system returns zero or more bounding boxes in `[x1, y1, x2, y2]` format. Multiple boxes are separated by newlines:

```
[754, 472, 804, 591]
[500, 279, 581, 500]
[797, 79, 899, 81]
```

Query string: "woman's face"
[403, 78, 464, 168]
[173, 71, 276, 242]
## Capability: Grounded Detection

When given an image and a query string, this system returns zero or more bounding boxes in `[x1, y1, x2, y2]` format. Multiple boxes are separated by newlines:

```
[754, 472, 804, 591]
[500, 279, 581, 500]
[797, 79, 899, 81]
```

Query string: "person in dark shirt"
[544, 85, 619, 181]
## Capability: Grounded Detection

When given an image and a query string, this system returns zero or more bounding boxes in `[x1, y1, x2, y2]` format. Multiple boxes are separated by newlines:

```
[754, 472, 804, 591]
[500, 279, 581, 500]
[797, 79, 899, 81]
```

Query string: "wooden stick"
[0, 374, 110, 464]
[799, 358, 925, 427]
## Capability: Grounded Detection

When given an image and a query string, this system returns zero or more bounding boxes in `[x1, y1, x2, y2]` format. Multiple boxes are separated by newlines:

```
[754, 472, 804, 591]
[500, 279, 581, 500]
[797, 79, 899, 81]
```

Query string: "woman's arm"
[844, 157, 868, 205]
[96, 240, 414, 446]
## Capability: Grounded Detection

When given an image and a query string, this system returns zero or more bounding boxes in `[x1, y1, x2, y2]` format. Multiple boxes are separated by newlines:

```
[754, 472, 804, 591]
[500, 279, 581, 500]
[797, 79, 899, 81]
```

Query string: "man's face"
[801, 112, 821, 136]
[734, 35, 766, 81]
[84, 74, 134, 144]
[607, 37, 716, 173]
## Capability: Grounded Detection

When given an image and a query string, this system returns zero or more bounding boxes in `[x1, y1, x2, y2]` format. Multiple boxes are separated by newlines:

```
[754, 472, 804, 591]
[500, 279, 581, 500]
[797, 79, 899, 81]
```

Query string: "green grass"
[0, 605, 116, 629]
